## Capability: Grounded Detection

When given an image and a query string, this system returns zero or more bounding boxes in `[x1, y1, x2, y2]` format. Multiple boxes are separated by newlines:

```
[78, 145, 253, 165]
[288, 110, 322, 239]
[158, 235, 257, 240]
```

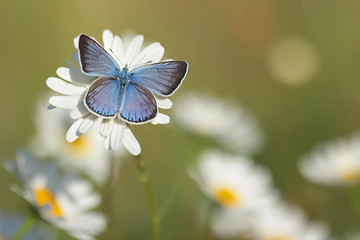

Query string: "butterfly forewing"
[78, 34, 120, 77]
[85, 77, 120, 118]
[129, 61, 188, 96]
[120, 82, 157, 123]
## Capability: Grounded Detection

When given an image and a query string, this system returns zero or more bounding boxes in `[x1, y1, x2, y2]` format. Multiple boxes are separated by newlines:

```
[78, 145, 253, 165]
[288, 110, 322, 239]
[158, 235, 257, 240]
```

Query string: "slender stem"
[135, 155, 159, 240]
[14, 216, 37, 240]
[101, 156, 118, 240]
[204, 200, 217, 240]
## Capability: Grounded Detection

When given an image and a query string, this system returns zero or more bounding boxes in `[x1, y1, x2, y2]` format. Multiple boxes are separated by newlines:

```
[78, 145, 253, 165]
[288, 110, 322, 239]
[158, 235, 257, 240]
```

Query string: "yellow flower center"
[64, 134, 93, 159]
[269, 235, 293, 240]
[34, 187, 64, 217]
[213, 186, 242, 207]
[341, 169, 360, 183]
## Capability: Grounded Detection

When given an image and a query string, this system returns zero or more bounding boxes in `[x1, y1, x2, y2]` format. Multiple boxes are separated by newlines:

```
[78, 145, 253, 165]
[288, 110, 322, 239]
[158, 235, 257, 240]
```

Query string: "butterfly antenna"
[109, 48, 125, 68]
[131, 61, 153, 69]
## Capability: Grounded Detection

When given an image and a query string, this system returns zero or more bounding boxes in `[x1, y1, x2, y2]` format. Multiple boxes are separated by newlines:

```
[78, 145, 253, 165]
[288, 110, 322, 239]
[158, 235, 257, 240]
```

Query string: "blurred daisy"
[211, 208, 256, 238]
[266, 36, 319, 86]
[0, 210, 53, 240]
[4, 151, 106, 240]
[174, 93, 264, 154]
[253, 203, 333, 240]
[189, 150, 278, 237]
[190, 149, 277, 211]
[299, 134, 360, 187]
[30, 96, 119, 185]
[47, 29, 177, 155]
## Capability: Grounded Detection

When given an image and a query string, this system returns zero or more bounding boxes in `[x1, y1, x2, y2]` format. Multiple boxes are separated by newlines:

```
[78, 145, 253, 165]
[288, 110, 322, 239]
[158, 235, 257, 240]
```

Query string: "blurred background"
[1, 0, 360, 239]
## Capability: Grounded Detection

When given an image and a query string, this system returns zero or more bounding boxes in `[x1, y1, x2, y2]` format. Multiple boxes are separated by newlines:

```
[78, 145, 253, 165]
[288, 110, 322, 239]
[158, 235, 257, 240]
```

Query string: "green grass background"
[1, 0, 360, 239]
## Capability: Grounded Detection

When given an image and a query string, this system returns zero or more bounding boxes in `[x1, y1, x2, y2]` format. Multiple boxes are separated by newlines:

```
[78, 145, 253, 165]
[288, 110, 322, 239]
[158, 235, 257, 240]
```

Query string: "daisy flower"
[299, 134, 360, 187]
[4, 151, 106, 240]
[210, 208, 257, 238]
[189, 149, 277, 210]
[30, 96, 121, 184]
[252, 203, 333, 240]
[189, 150, 278, 237]
[47, 29, 182, 155]
[0, 210, 54, 240]
[173, 93, 264, 154]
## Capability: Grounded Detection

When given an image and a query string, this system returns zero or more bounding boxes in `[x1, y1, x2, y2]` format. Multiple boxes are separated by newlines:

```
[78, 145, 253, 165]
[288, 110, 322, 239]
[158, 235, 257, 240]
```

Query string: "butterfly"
[78, 34, 188, 124]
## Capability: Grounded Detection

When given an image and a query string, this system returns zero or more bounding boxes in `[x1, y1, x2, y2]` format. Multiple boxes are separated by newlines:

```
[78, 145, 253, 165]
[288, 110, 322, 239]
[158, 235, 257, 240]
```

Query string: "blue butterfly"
[78, 34, 188, 124]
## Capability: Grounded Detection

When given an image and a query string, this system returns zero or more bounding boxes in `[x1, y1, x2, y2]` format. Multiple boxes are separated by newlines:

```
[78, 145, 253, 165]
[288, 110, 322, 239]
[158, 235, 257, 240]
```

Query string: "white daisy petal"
[253, 204, 332, 240]
[70, 105, 88, 119]
[110, 120, 126, 149]
[132, 42, 165, 66]
[124, 35, 144, 66]
[99, 119, 113, 138]
[157, 97, 173, 109]
[102, 29, 114, 50]
[56, 65, 93, 85]
[78, 115, 98, 133]
[104, 135, 111, 150]
[49, 96, 80, 109]
[152, 113, 170, 125]
[66, 118, 84, 142]
[74, 35, 80, 49]
[123, 127, 141, 156]
[112, 35, 124, 63]
[46, 77, 85, 95]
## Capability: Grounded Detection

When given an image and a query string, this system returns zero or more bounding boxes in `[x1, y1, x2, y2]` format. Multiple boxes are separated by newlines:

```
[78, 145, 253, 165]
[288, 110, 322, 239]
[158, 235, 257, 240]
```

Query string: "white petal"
[132, 42, 164, 66]
[56, 64, 93, 85]
[152, 113, 170, 125]
[46, 77, 86, 95]
[123, 127, 141, 155]
[102, 29, 114, 50]
[157, 97, 173, 109]
[110, 120, 126, 149]
[74, 35, 80, 49]
[104, 136, 111, 150]
[51, 213, 106, 240]
[66, 118, 84, 142]
[112, 35, 124, 64]
[49, 95, 80, 109]
[124, 35, 144, 67]
[70, 104, 89, 119]
[78, 115, 98, 133]
[99, 119, 113, 138]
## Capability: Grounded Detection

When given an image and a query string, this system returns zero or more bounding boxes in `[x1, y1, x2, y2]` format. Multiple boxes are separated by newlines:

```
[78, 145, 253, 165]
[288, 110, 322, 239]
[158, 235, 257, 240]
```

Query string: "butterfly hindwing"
[120, 82, 157, 123]
[129, 61, 188, 96]
[78, 34, 120, 77]
[84, 76, 120, 118]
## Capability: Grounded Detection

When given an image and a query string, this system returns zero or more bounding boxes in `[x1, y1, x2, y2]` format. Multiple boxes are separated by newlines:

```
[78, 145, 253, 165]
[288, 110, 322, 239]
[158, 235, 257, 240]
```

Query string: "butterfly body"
[78, 34, 188, 124]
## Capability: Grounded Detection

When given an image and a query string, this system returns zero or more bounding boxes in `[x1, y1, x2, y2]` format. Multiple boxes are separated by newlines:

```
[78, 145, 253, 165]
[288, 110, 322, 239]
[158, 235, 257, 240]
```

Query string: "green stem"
[101, 156, 118, 240]
[204, 200, 217, 240]
[14, 216, 37, 240]
[135, 155, 159, 240]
